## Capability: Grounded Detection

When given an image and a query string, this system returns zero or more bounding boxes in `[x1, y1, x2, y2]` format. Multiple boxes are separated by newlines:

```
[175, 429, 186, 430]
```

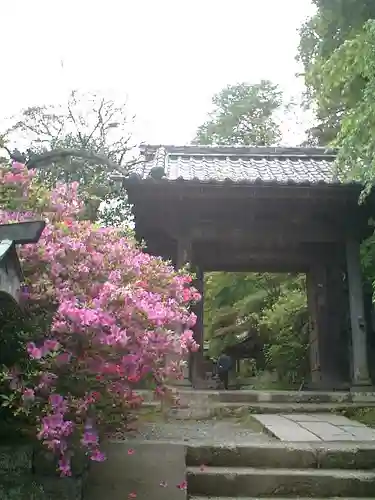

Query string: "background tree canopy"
[194, 80, 283, 146]
[1, 90, 136, 225]
[298, 0, 375, 154]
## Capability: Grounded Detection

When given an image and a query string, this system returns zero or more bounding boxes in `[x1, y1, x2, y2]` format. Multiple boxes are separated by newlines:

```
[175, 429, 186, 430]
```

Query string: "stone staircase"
[185, 442, 375, 498]
[140, 389, 375, 420]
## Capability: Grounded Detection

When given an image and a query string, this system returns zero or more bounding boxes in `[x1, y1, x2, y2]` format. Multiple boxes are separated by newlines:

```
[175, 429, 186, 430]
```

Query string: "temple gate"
[120, 145, 375, 390]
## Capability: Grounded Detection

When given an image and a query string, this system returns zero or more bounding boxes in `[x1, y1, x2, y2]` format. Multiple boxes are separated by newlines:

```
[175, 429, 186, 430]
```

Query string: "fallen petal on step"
[176, 480, 187, 490]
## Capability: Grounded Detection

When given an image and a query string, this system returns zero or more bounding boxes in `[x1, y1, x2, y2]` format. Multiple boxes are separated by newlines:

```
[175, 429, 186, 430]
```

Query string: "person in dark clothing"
[217, 353, 232, 390]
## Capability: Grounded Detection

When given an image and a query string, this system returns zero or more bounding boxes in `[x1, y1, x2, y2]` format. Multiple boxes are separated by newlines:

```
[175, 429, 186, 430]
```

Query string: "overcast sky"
[1, 0, 316, 146]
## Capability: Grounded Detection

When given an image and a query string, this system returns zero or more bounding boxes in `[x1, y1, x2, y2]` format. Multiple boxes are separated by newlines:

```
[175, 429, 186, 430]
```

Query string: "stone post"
[346, 239, 372, 389]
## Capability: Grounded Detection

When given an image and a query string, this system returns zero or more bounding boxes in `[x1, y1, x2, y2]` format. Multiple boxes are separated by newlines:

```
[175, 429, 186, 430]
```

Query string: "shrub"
[0, 161, 199, 474]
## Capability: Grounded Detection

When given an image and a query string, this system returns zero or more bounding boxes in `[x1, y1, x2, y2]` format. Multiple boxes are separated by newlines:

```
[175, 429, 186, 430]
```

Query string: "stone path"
[129, 419, 272, 444]
[253, 412, 375, 441]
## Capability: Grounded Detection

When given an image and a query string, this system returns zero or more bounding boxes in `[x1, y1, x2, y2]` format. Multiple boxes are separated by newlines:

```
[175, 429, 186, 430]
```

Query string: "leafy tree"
[298, 0, 375, 146]
[1, 91, 137, 224]
[309, 20, 375, 191]
[261, 276, 309, 385]
[194, 80, 283, 146]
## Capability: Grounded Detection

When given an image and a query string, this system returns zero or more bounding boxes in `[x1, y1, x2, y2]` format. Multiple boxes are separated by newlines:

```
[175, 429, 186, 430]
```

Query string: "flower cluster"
[0, 161, 200, 475]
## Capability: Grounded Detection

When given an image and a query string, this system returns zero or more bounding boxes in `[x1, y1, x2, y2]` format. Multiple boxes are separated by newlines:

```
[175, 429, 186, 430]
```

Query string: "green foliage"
[298, 0, 375, 146]
[204, 272, 309, 385]
[317, 21, 375, 190]
[337, 407, 375, 428]
[194, 81, 283, 146]
[0, 304, 49, 441]
[261, 277, 309, 385]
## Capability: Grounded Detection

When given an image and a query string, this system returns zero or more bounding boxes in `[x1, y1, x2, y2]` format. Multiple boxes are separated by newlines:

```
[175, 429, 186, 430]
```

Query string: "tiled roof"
[130, 144, 344, 186]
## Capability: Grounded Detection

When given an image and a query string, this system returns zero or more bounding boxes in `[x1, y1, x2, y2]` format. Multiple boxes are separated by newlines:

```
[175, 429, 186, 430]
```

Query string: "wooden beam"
[191, 224, 344, 244]
[127, 182, 362, 202]
[195, 243, 345, 272]
[194, 243, 342, 262]
[200, 260, 309, 273]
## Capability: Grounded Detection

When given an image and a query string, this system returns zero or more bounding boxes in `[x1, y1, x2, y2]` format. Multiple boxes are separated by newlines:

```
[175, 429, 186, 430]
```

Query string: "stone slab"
[267, 424, 322, 442]
[301, 422, 352, 441]
[253, 413, 375, 442]
[340, 426, 375, 440]
[253, 415, 321, 441]
[250, 414, 289, 426]
[312, 413, 367, 426]
[85, 442, 186, 500]
[285, 413, 324, 422]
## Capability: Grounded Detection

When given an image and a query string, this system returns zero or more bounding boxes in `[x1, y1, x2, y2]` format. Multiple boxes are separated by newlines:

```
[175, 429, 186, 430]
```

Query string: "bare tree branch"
[25, 148, 143, 173]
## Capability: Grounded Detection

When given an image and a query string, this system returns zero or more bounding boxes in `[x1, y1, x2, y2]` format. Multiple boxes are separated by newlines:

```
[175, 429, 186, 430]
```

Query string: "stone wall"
[0, 444, 88, 499]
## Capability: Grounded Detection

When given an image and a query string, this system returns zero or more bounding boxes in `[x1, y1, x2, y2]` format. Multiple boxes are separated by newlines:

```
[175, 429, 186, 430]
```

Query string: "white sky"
[1, 0, 316, 146]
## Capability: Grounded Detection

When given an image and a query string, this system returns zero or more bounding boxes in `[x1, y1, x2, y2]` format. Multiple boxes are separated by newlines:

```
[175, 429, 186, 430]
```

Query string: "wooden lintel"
[195, 243, 345, 272]
[127, 182, 362, 202]
[190, 225, 344, 244]
[195, 244, 342, 261]
[201, 260, 309, 273]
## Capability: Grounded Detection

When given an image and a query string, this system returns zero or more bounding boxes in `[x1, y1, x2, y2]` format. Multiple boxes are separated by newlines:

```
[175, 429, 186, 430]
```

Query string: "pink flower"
[27, 342, 42, 360]
[43, 339, 60, 353]
[90, 449, 106, 462]
[58, 456, 72, 477]
[82, 430, 99, 447]
[55, 352, 71, 366]
[22, 388, 35, 403]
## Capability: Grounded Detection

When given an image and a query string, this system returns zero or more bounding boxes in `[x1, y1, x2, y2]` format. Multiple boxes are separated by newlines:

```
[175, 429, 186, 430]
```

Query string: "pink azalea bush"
[0, 161, 199, 475]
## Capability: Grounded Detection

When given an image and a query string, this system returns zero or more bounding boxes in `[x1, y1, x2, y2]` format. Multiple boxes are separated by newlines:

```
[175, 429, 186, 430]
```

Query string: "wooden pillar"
[307, 262, 348, 389]
[188, 266, 205, 387]
[193, 267, 204, 353]
[176, 236, 191, 270]
[346, 239, 372, 389]
[173, 236, 192, 385]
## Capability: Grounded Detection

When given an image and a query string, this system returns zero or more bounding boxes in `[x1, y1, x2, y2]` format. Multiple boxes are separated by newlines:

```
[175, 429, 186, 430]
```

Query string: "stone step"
[185, 443, 375, 469]
[214, 401, 375, 416]
[143, 400, 375, 417]
[138, 389, 375, 406]
[189, 498, 374, 500]
[186, 466, 375, 497]
[217, 389, 371, 404]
